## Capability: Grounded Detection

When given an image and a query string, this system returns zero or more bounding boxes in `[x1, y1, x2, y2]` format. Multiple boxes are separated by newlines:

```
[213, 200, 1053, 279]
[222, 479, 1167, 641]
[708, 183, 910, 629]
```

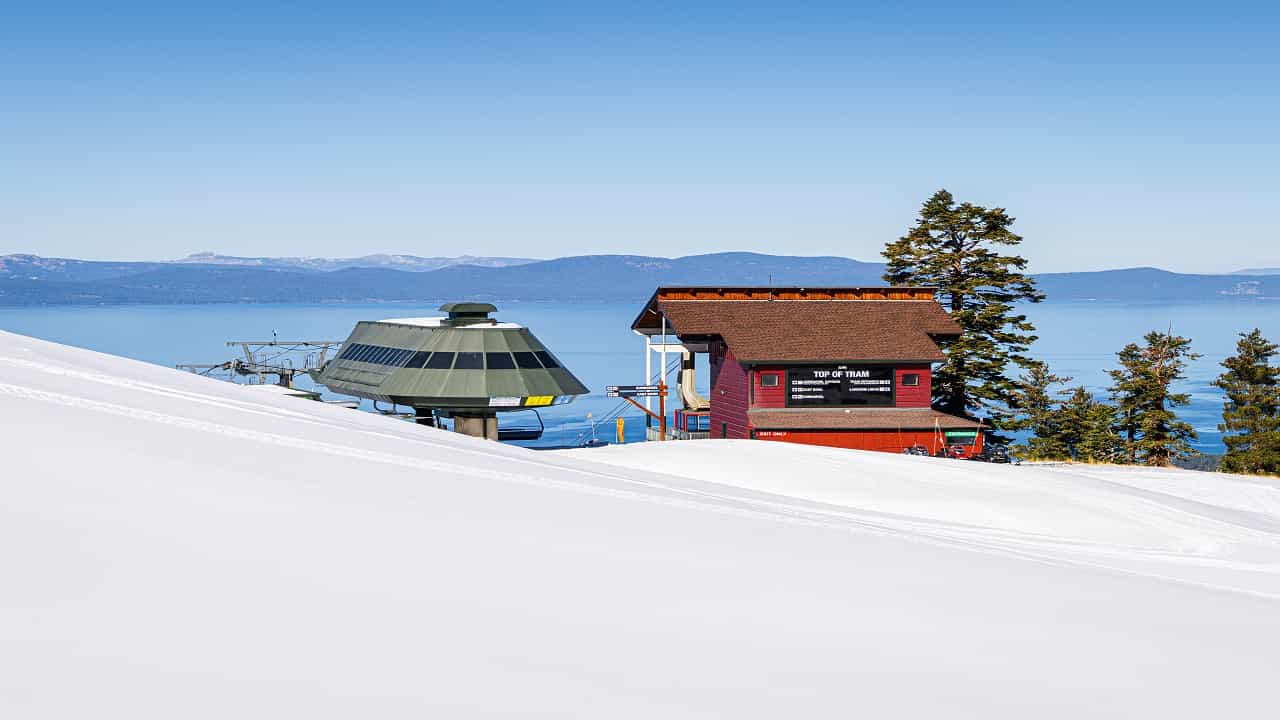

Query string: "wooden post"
[622, 393, 667, 441]
[659, 382, 667, 441]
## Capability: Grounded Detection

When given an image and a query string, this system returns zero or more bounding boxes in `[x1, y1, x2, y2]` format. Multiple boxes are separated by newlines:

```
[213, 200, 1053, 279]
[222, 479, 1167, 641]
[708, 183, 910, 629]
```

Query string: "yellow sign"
[524, 396, 554, 407]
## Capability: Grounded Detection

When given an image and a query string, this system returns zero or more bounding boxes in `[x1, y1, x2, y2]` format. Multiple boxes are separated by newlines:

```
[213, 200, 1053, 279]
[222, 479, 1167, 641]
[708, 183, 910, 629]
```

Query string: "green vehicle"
[313, 303, 589, 440]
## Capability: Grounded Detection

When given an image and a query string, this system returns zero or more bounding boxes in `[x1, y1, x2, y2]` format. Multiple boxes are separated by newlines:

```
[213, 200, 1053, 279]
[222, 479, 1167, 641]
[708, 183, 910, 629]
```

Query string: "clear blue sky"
[2, 1, 1277, 272]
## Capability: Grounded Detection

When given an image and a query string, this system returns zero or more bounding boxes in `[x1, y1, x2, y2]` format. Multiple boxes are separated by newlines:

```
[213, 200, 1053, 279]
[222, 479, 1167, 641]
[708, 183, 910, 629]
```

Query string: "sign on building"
[786, 366, 894, 407]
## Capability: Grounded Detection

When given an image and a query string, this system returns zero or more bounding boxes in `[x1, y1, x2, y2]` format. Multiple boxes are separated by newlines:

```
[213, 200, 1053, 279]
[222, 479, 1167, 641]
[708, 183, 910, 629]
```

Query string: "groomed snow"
[3, 329, 1280, 718]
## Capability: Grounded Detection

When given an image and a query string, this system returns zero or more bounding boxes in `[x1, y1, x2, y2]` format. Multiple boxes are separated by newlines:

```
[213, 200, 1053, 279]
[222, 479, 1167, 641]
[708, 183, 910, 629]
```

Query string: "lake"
[2, 300, 1277, 452]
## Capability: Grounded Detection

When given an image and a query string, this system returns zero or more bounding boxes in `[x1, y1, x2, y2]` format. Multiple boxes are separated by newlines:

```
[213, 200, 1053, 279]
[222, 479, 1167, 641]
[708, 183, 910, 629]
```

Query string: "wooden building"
[631, 286, 985, 455]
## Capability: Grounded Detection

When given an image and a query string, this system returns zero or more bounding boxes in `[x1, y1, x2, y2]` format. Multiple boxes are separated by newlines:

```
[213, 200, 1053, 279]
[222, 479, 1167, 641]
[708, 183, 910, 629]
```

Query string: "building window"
[513, 351, 542, 369]
[424, 352, 455, 369]
[902, 373, 921, 387]
[760, 373, 779, 387]
[485, 352, 516, 369]
[721, 422, 728, 438]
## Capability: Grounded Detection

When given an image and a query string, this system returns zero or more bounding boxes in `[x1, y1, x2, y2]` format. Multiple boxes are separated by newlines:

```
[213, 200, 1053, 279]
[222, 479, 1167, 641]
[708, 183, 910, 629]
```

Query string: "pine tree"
[1056, 386, 1123, 463]
[883, 189, 1044, 421]
[1008, 361, 1072, 460]
[1107, 331, 1200, 467]
[1213, 329, 1280, 475]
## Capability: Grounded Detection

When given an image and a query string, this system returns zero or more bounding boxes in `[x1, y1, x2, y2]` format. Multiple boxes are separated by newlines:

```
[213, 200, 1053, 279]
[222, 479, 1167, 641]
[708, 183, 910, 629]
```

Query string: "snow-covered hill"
[3, 329, 1280, 718]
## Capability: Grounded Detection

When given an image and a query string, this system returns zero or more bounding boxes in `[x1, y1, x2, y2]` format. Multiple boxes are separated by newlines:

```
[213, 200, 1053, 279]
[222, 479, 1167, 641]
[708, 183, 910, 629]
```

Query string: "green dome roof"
[313, 307, 589, 411]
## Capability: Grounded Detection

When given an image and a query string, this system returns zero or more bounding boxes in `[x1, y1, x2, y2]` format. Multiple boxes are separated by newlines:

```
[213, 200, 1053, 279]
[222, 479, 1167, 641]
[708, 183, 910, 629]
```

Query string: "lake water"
[2, 300, 1277, 452]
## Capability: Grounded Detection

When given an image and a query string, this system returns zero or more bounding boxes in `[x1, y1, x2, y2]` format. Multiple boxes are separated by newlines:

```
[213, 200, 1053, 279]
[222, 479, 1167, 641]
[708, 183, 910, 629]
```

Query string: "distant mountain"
[1233, 267, 1280, 276]
[1034, 267, 1280, 301]
[2, 252, 1278, 306]
[0, 254, 175, 283]
[168, 252, 537, 272]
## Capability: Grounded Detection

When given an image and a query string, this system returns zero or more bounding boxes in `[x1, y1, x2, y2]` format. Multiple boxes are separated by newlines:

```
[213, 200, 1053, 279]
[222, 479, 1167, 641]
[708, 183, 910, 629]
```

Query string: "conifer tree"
[1107, 331, 1200, 466]
[1008, 361, 1071, 460]
[1213, 329, 1280, 475]
[883, 189, 1044, 420]
[1056, 386, 1123, 463]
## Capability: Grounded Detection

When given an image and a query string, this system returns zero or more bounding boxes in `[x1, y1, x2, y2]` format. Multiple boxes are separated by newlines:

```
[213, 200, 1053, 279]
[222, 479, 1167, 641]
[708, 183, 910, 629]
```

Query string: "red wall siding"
[895, 365, 932, 408]
[709, 342, 750, 439]
[751, 366, 786, 408]
[753, 429, 983, 455]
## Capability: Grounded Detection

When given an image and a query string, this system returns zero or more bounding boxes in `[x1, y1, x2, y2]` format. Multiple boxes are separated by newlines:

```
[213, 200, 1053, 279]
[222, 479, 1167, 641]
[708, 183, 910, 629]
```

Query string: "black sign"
[786, 366, 894, 407]
[607, 385, 665, 398]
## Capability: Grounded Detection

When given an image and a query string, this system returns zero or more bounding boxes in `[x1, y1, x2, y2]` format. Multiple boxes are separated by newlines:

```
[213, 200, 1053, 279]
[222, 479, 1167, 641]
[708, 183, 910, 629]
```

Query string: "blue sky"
[2, 1, 1277, 272]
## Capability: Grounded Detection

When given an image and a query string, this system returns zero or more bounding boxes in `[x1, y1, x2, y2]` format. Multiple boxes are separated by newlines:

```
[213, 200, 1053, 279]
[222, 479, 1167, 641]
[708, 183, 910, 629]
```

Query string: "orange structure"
[631, 286, 985, 455]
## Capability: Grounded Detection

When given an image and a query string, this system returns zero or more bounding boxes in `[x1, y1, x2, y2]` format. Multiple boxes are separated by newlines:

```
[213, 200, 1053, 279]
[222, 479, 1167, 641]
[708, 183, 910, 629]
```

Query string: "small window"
[902, 373, 921, 387]
[485, 352, 516, 369]
[354, 345, 376, 363]
[534, 351, 560, 369]
[425, 352, 455, 369]
[406, 351, 432, 369]
[454, 352, 484, 370]
[391, 349, 414, 367]
[760, 374, 779, 387]
[513, 351, 542, 369]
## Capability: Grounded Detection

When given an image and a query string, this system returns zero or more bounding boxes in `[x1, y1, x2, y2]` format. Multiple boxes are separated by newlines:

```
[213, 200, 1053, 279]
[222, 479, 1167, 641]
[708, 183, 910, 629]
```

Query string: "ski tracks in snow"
[5, 344, 1280, 602]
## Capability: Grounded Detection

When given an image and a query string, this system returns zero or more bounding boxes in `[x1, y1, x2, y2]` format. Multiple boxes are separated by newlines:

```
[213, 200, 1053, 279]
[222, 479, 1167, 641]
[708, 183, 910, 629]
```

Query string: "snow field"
[2, 329, 1279, 718]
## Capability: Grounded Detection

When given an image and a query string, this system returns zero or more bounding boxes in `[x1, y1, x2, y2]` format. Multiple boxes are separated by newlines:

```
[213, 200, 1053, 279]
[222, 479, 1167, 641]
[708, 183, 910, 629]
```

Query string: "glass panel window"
[354, 345, 375, 362]
[485, 352, 516, 369]
[454, 352, 484, 370]
[424, 352, 455, 369]
[513, 351, 542, 369]
[406, 351, 432, 369]
[902, 373, 921, 387]
[534, 351, 560, 369]
[760, 373, 779, 387]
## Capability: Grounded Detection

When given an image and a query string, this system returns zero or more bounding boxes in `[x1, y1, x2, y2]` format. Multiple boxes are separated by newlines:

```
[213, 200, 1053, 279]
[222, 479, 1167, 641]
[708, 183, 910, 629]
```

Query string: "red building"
[631, 286, 985, 455]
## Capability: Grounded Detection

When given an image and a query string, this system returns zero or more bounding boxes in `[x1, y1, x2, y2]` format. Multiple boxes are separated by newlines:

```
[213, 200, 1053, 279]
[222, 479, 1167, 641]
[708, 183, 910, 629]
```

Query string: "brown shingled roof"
[749, 408, 981, 431]
[658, 300, 959, 363]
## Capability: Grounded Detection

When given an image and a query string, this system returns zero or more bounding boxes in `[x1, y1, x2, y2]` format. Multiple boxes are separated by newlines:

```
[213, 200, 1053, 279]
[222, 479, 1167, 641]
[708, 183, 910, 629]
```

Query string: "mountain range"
[168, 252, 537, 272]
[1, 252, 1277, 305]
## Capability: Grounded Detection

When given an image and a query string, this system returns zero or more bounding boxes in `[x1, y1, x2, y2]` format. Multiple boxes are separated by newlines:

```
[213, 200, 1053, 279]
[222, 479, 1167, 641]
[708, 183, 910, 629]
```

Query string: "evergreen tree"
[1213, 329, 1280, 475]
[1056, 386, 1123, 463]
[1107, 331, 1200, 466]
[883, 189, 1044, 421]
[1008, 361, 1072, 460]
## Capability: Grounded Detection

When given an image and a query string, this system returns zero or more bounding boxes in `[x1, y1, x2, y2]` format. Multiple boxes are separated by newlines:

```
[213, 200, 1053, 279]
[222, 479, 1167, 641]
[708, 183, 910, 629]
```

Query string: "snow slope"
[571, 442, 1280, 598]
[3, 329, 1280, 718]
